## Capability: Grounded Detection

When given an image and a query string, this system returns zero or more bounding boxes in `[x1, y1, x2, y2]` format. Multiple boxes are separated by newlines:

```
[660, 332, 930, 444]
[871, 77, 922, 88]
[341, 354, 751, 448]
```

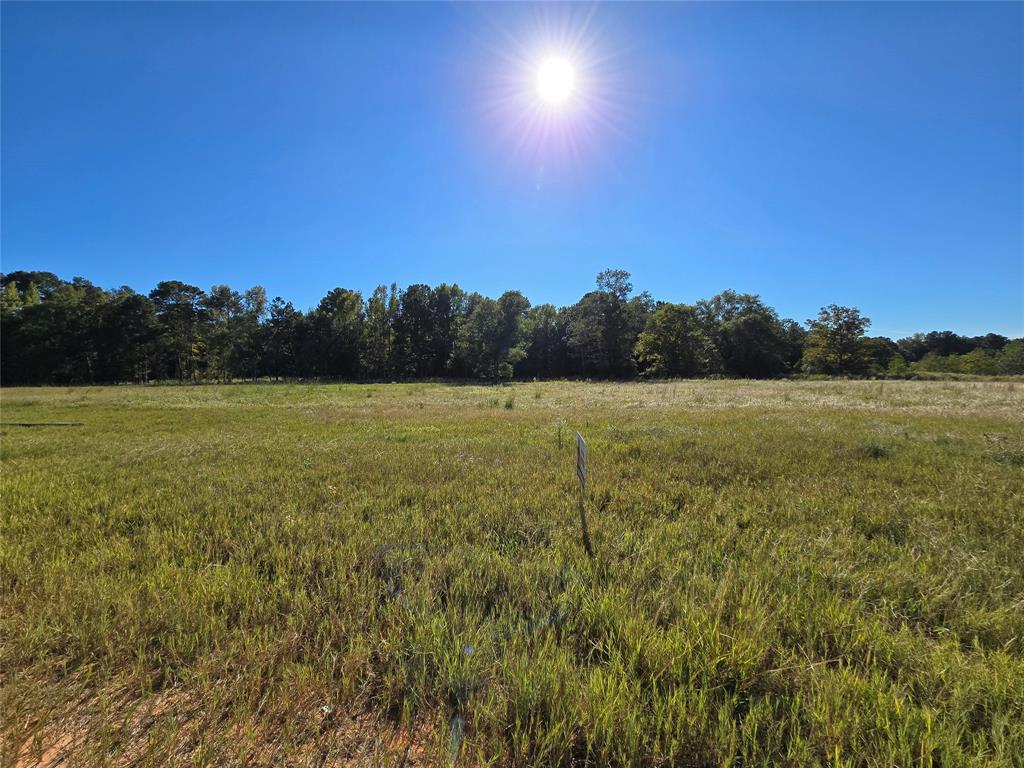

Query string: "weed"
[861, 442, 891, 459]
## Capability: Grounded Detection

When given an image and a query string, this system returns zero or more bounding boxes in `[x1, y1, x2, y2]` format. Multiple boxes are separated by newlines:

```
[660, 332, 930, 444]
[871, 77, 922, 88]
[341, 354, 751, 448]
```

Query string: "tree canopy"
[1, 270, 1019, 385]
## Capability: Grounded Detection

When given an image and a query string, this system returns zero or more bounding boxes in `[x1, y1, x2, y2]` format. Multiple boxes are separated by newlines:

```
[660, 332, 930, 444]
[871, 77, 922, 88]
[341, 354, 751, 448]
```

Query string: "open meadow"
[2, 380, 1023, 767]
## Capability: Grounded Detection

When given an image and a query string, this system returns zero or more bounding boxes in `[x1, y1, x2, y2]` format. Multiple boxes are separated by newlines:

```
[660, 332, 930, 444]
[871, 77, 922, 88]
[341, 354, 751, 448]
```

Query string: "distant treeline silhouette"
[1, 269, 1021, 385]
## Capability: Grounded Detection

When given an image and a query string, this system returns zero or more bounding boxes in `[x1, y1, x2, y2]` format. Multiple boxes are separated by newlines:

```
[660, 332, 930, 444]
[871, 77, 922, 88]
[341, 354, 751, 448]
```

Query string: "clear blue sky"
[2, 1, 1022, 339]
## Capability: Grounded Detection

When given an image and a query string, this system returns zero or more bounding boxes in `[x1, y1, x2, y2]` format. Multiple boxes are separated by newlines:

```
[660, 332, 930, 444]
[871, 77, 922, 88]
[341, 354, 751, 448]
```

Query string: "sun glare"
[536, 57, 576, 106]
[475, 8, 628, 172]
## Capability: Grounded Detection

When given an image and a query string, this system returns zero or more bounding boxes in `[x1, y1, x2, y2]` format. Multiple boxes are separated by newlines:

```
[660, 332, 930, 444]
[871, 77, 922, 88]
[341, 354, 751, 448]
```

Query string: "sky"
[2, 1, 1022, 339]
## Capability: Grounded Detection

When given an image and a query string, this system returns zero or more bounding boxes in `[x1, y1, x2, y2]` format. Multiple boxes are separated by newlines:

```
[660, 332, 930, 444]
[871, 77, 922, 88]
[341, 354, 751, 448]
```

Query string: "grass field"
[2, 380, 1022, 767]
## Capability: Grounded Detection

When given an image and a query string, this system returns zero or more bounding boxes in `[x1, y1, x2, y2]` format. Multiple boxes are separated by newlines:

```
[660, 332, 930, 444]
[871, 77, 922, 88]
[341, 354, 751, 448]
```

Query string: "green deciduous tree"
[886, 353, 910, 377]
[1, 268, 1015, 385]
[696, 290, 801, 377]
[457, 291, 530, 380]
[520, 304, 569, 379]
[634, 303, 714, 378]
[394, 284, 436, 378]
[997, 340, 1024, 375]
[959, 348, 999, 376]
[566, 270, 652, 378]
[863, 336, 900, 375]
[801, 305, 871, 375]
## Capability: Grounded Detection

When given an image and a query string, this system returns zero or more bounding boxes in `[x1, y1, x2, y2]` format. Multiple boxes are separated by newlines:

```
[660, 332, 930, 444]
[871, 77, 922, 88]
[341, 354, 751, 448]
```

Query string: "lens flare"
[468, 5, 631, 179]
[536, 57, 576, 106]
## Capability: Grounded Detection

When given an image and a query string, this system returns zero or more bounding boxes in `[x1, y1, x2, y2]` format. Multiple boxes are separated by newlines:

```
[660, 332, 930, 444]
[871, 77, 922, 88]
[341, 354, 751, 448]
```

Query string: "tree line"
[1, 269, 1021, 385]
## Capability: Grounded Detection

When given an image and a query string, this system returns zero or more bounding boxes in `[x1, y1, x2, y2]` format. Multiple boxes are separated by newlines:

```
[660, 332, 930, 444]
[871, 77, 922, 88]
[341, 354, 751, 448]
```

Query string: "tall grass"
[1, 381, 1022, 765]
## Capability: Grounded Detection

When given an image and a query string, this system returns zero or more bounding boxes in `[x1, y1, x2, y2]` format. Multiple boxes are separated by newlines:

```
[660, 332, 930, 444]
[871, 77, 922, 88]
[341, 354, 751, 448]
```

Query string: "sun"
[476, 9, 626, 169]
[536, 57, 576, 106]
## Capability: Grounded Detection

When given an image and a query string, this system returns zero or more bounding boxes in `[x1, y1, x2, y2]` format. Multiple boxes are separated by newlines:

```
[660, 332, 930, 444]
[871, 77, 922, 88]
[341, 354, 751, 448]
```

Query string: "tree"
[23, 282, 41, 308]
[96, 289, 160, 382]
[520, 304, 569, 379]
[801, 305, 871, 375]
[596, 269, 632, 301]
[261, 298, 303, 379]
[149, 281, 205, 380]
[565, 291, 607, 376]
[2, 267, 1018, 385]
[394, 284, 436, 378]
[695, 289, 766, 329]
[997, 340, 1024, 375]
[863, 336, 899, 375]
[306, 288, 364, 378]
[5, 278, 108, 384]
[718, 312, 786, 377]
[202, 285, 245, 381]
[566, 270, 651, 378]
[896, 334, 929, 363]
[428, 283, 468, 376]
[886, 354, 910, 377]
[634, 303, 714, 378]
[695, 290, 799, 377]
[778, 319, 807, 372]
[969, 333, 1009, 352]
[922, 331, 973, 357]
[2, 271, 62, 300]
[362, 284, 399, 379]
[959, 348, 999, 376]
[0, 283, 24, 384]
[457, 291, 530, 380]
[235, 286, 268, 379]
[1, 282, 22, 318]
[912, 352, 960, 374]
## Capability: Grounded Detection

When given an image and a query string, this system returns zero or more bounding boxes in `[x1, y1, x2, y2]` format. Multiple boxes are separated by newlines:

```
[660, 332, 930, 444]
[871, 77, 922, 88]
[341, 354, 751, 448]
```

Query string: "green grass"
[1, 380, 1022, 766]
